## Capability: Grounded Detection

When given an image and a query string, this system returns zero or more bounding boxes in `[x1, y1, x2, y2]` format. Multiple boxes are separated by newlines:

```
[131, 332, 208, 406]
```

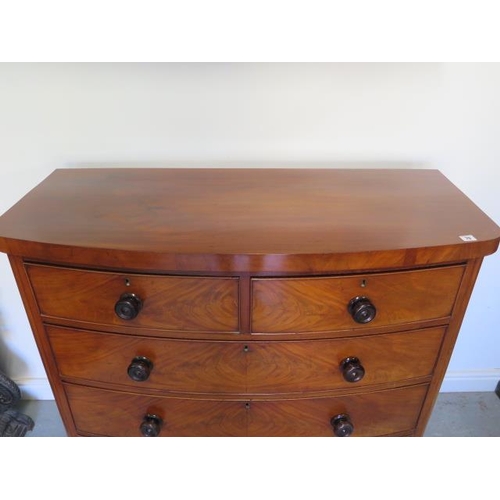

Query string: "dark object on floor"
[0, 370, 34, 436]
[496, 381, 500, 399]
[0, 409, 34, 436]
[0, 370, 21, 412]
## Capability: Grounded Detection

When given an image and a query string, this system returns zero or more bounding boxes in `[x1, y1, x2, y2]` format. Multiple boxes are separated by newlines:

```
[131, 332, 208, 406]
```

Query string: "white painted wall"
[0, 63, 498, 398]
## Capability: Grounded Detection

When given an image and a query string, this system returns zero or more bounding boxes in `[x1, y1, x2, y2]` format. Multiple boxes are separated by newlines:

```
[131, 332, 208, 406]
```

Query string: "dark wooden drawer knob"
[331, 414, 354, 437]
[115, 293, 143, 320]
[340, 357, 365, 383]
[140, 414, 163, 437]
[348, 296, 376, 324]
[128, 356, 153, 382]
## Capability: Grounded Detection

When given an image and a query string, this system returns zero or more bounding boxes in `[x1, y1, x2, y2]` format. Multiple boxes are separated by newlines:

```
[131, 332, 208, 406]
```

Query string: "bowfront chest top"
[0, 168, 499, 437]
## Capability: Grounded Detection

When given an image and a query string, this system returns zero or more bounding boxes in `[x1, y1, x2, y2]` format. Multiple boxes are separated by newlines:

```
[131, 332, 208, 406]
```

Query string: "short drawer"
[251, 265, 464, 333]
[48, 325, 443, 394]
[27, 264, 239, 333]
[64, 383, 427, 436]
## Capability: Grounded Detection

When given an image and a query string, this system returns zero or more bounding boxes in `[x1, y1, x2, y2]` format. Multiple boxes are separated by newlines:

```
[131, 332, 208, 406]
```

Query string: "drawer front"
[64, 384, 247, 437]
[48, 325, 443, 395]
[247, 385, 428, 436]
[47, 326, 247, 393]
[246, 327, 445, 393]
[64, 383, 427, 436]
[27, 264, 239, 332]
[251, 266, 464, 333]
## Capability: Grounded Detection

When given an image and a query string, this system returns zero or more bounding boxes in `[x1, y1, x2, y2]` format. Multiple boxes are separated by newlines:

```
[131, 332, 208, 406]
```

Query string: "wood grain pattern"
[47, 325, 444, 394]
[27, 264, 239, 333]
[64, 384, 247, 437]
[47, 326, 247, 393]
[245, 327, 445, 393]
[252, 265, 464, 333]
[64, 383, 427, 437]
[1, 168, 498, 437]
[0, 169, 498, 273]
[247, 384, 428, 436]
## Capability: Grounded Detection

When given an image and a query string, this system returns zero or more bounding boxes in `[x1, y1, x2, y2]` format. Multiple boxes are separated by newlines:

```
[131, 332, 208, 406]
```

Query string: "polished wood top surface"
[0, 168, 498, 272]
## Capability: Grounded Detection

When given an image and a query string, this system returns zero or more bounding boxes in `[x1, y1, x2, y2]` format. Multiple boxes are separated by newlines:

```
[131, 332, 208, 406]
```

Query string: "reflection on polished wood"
[0, 168, 499, 436]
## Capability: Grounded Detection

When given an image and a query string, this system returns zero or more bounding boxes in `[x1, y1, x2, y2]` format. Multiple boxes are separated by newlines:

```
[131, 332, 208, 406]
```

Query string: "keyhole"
[125, 278, 131, 287]
[243, 345, 249, 352]
[360, 279, 367, 288]
[245, 402, 251, 410]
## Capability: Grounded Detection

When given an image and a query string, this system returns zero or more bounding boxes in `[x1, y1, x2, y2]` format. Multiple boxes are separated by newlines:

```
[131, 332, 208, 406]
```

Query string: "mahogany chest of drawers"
[0, 168, 499, 437]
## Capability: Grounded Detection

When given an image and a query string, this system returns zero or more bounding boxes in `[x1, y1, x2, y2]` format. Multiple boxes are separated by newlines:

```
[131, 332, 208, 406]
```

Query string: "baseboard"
[13, 370, 500, 400]
[439, 369, 500, 393]
[15, 378, 54, 400]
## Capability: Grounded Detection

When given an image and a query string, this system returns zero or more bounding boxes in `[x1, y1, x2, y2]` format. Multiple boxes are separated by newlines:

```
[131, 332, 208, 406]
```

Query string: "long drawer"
[48, 325, 444, 394]
[27, 264, 239, 333]
[64, 383, 428, 437]
[247, 384, 428, 437]
[251, 265, 464, 333]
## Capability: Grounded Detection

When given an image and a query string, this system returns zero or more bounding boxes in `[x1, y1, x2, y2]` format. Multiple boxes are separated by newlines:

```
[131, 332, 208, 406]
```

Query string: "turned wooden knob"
[140, 414, 163, 437]
[348, 296, 376, 324]
[331, 414, 354, 437]
[128, 356, 153, 382]
[340, 357, 365, 383]
[115, 293, 143, 320]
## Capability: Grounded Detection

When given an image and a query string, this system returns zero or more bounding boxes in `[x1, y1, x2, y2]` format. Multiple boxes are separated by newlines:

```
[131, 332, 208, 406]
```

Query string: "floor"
[11, 391, 500, 436]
